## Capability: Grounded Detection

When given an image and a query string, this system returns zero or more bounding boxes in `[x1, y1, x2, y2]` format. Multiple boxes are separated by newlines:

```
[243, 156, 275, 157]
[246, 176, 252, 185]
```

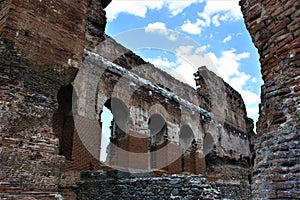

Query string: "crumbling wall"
[77, 171, 221, 199]
[0, 0, 256, 199]
[240, 0, 300, 198]
[0, 0, 105, 198]
[194, 66, 253, 193]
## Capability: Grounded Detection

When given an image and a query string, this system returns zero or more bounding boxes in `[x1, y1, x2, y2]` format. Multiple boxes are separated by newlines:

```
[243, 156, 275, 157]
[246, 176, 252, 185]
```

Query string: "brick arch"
[148, 103, 169, 122]
[148, 113, 168, 170]
[102, 97, 133, 168]
[179, 124, 196, 173]
[53, 84, 74, 161]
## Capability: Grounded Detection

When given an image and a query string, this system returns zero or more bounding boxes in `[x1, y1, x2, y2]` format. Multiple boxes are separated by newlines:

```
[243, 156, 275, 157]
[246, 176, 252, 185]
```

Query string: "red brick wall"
[0, 0, 87, 67]
[240, 0, 300, 198]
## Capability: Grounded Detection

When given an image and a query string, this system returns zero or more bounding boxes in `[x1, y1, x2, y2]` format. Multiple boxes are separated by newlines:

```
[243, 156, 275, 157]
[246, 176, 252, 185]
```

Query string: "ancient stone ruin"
[240, 0, 300, 199]
[0, 0, 299, 199]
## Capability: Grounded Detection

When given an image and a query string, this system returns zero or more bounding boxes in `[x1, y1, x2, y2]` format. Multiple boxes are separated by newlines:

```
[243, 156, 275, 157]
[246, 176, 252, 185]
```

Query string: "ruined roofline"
[197, 65, 248, 114]
[84, 49, 213, 119]
[100, 35, 252, 124]
[94, 34, 251, 121]
[197, 66, 244, 101]
[100, 34, 199, 91]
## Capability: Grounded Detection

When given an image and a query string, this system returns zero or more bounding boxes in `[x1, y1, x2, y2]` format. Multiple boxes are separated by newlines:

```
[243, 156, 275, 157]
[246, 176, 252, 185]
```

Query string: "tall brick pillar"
[240, 0, 300, 198]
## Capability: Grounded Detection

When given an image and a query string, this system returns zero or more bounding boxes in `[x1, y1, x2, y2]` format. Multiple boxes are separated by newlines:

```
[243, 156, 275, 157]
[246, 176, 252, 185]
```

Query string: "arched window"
[53, 84, 74, 161]
[99, 106, 113, 162]
[203, 132, 214, 156]
[100, 98, 130, 166]
[179, 125, 195, 173]
[148, 114, 167, 169]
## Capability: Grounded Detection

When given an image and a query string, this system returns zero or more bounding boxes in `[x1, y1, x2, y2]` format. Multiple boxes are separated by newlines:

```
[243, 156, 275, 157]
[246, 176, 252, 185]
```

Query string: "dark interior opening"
[53, 84, 74, 161]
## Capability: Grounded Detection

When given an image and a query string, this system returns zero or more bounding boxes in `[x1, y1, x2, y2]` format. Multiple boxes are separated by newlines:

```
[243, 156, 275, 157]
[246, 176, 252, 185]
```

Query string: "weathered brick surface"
[240, 0, 300, 198]
[77, 171, 221, 200]
[0, 0, 256, 199]
[0, 0, 87, 67]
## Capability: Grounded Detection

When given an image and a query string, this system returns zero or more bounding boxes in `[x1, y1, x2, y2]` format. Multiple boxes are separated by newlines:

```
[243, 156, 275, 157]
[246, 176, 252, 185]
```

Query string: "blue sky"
[103, 0, 262, 131]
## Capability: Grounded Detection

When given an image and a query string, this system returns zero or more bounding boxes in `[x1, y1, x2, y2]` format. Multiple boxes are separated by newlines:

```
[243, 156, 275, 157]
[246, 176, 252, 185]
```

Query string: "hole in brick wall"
[99, 106, 113, 162]
[203, 132, 214, 155]
[53, 84, 75, 161]
[179, 125, 194, 152]
[149, 114, 167, 145]
[148, 113, 167, 169]
[179, 125, 196, 173]
[102, 98, 130, 165]
[106, 98, 130, 139]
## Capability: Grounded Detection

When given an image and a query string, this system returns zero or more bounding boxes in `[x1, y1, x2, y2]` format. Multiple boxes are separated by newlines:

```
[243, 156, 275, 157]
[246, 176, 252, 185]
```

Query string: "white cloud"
[181, 20, 202, 35]
[180, 0, 243, 34]
[170, 57, 198, 88]
[168, 45, 218, 87]
[105, 1, 164, 21]
[180, 1, 242, 35]
[145, 56, 176, 70]
[199, 0, 243, 24]
[212, 14, 221, 26]
[145, 22, 178, 41]
[165, 0, 203, 16]
[223, 35, 232, 43]
[251, 77, 258, 83]
[206, 49, 260, 122]
[207, 49, 250, 82]
[145, 22, 167, 31]
[105, 0, 204, 21]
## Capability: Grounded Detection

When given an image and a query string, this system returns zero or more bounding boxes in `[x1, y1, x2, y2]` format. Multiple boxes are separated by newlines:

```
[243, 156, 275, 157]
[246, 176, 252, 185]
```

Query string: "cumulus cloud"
[206, 49, 260, 121]
[145, 22, 167, 31]
[145, 22, 178, 41]
[198, 0, 243, 25]
[165, 0, 203, 16]
[105, 0, 204, 21]
[222, 35, 232, 43]
[105, 1, 164, 21]
[207, 49, 250, 81]
[145, 56, 176, 70]
[170, 57, 198, 87]
[180, 0, 243, 35]
[181, 20, 203, 35]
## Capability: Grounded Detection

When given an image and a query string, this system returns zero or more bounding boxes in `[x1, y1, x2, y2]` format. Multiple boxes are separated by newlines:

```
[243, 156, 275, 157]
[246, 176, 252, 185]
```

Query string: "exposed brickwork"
[0, 0, 87, 67]
[240, 0, 300, 198]
[77, 171, 221, 199]
[0, 0, 258, 199]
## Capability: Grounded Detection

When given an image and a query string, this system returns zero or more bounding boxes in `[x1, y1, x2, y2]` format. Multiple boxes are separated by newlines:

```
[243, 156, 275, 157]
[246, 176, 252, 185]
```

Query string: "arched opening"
[100, 98, 130, 166]
[203, 132, 214, 156]
[99, 106, 113, 162]
[179, 125, 195, 173]
[148, 114, 167, 169]
[53, 84, 74, 161]
[203, 132, 216, 171]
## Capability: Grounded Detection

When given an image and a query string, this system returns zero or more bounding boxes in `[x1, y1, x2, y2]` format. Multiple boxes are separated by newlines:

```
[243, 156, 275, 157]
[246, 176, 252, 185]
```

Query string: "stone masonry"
[1, 0, 298, 199]
[240, 0, 300, 199]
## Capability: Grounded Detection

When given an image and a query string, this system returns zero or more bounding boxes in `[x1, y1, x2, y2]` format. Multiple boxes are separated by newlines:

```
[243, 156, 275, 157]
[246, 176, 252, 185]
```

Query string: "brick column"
[240, 0, 300, 198]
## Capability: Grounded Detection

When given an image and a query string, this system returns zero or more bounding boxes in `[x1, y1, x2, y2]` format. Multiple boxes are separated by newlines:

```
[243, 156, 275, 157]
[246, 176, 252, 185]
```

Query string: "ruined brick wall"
[0, 0, 109, 198]
[1, 0, 256, 199]
[77, 171, 220, 199]
[240, 0, 300, 198]
[194, 67, 253, 196]
[0, 0, 87, 67]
